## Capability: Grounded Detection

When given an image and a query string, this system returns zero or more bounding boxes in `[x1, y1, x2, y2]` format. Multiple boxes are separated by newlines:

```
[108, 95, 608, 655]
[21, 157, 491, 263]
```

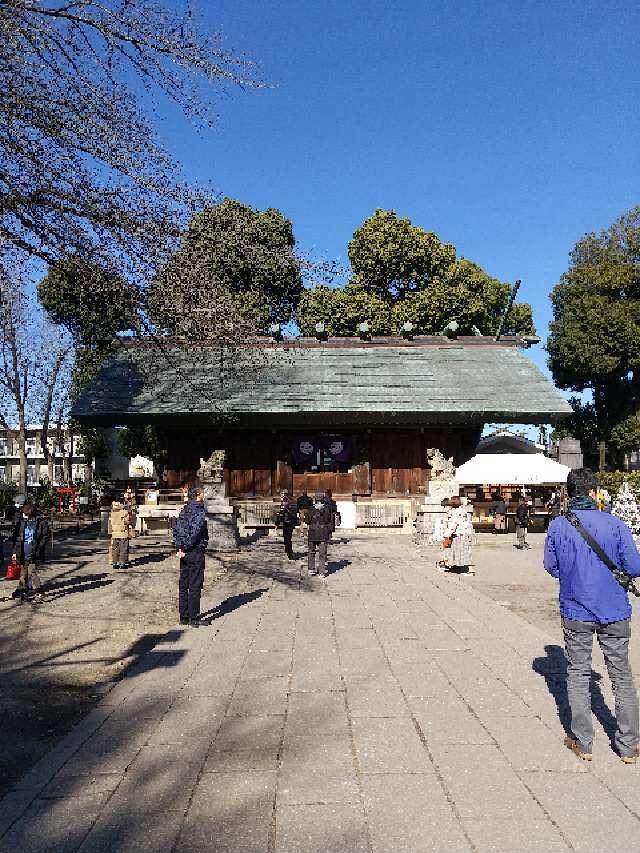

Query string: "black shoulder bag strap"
[564, 511, 640, 598]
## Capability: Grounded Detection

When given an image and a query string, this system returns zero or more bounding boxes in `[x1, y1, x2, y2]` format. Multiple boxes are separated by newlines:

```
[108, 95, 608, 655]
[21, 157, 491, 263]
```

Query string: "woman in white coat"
[438, 495, 475, 574]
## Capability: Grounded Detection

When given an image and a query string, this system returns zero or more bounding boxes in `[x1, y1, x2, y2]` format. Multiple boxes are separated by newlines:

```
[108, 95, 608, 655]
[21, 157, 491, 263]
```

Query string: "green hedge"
[598, 472, 640, 501]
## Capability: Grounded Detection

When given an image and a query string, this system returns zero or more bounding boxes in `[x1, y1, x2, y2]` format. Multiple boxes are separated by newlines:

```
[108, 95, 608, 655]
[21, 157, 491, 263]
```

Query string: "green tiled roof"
[71, 339, 571, 426]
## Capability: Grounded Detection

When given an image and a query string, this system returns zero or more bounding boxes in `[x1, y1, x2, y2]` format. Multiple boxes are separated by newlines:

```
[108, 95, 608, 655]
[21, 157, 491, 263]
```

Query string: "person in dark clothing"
[296, 491, 312, 524]
[307, 494, 332, 578]
[515, 496, 531, 549]
[173, 486, 208, 627]
[11, 502, 48, 604]
[491, 493, 507, 534]
[277, 490, 299, 560]
[324, 489, 339, 535]
[544, 467, 640, 763]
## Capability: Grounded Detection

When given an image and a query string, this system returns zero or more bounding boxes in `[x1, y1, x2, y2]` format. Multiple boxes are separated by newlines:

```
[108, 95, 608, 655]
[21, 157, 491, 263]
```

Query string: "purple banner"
[321, 435, 352, 463]
[292, 435, 318, 465]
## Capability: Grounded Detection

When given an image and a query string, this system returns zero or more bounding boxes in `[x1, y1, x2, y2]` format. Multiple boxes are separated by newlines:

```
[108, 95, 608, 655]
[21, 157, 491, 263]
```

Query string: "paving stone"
[0, 792, 109, 853]
[107, 743, 203, 813]
[480, 715, 587, 772]
[345, 678, 409, 717]
[41, 773, 122, 799]
[177, 770, 276, 853]
[435, 745, 547, 822]
[462, 819, 570, 852]
[391, 662, 453, 698]
[335, 628, 380, 650]
[361, 772, 469, 852]
[521, 770, 640, 851]
[242, 649, 292, 680]
[213, 714, 285, 752]
[204, 746, 279, 773]
[410, 693, 494, 746]
[79, 809, 184, 852]
[227, 676, 289, 716]
[276, 803, 368, 852]
[290, 663, 342, 692]
[285, 691, 349, 738]
[279, 735, 359, 804]
[351, 717, 432, 773]
[339, 646, 391, 677]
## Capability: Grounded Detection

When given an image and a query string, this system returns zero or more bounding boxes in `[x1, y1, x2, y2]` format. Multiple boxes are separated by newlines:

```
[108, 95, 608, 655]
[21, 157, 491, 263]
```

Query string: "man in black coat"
[173, 486, 208, 626]
[277, 490, 299, 560]
[307, 494, 332, 578]
[515, 496, 531, 549]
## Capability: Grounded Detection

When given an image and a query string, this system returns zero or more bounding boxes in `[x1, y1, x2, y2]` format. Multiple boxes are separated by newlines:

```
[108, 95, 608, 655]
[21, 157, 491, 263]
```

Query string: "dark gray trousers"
[562, 617, 640, 756]
[307, 540, 327, 575]
[111, 538, 129, 565]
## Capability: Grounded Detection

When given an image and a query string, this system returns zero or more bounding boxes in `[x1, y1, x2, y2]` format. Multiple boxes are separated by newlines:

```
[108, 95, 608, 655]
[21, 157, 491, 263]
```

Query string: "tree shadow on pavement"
[129, 552, 168, 568]
[43, 574, 115, 602]
[533, 644, 618, 746]
[199, 589, 269, 625]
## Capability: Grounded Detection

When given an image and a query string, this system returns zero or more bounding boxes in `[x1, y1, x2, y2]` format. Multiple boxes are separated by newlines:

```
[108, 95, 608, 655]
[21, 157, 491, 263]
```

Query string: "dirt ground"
[0, 527, 233, 798]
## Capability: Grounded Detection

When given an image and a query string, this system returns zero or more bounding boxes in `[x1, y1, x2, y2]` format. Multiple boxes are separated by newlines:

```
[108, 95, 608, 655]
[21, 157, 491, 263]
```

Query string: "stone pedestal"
[415, 479, 459, 542]
[203, 480, 238, 552]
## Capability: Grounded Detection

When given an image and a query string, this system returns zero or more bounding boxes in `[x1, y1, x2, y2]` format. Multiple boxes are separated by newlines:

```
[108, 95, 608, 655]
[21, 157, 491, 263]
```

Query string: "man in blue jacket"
[173, 486, 208, 627]
[544, 468, 640, 763]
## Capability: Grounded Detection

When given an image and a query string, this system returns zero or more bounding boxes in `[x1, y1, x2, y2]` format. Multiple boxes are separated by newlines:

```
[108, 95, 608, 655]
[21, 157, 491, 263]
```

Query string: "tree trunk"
[599, 440, 606, 473]
[16, 423, 27, 494]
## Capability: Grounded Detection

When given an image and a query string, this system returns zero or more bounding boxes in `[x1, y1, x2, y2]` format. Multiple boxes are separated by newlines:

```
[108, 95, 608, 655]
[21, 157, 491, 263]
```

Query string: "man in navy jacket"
[173, 486, 208, 627]
[544, 468, 640, 762]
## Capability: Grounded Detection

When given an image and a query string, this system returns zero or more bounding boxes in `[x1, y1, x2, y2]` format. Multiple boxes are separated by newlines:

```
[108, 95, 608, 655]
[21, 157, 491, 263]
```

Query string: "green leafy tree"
[147, 198, 303, 333]
[547, 206, 640, 470]
[297, 210, 534, 337]
[38, 258, 138, 344]
[348, 209, 456, 300]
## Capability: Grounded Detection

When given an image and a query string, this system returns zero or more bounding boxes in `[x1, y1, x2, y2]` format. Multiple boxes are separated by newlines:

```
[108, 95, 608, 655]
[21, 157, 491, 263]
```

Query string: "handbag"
[442, 537, 452, 549]
[5, 556, 21, 580]
[334, 511, 342, 527]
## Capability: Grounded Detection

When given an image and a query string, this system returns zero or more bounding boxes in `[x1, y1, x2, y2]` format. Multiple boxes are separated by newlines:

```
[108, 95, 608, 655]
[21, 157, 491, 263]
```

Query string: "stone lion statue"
[427, 447, 455, 481]
[197, 450, 226, 482]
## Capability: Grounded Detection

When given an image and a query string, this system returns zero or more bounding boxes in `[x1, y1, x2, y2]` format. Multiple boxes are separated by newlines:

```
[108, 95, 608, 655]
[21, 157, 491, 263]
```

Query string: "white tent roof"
[456, 453, 570, 486]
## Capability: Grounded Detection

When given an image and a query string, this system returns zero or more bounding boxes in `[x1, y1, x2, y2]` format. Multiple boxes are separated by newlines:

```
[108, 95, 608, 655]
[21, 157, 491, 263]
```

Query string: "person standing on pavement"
[296, 491, 312, 525]
[491, 493, 507, 534]
[173, 485, 208, 627]
[277, 489, 299, 560]
[438, 495, 475, 575]
[515, 495, 531, 549]
[307, 493, 332, 578]
[11, 502, 47, 604]
[109, 500, 132, 569]
[324, 488, 339, 536]
[544, 467, 640, 763]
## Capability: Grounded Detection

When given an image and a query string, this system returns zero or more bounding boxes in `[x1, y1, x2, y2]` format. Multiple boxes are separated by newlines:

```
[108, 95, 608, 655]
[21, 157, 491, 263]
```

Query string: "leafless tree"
[0, 0, 260, 272]
[0, 254, 71, 492]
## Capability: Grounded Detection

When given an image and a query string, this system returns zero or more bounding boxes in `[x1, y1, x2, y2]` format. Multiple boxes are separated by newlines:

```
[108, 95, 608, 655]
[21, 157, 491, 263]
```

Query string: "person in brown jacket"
[109, 501, 131, 569]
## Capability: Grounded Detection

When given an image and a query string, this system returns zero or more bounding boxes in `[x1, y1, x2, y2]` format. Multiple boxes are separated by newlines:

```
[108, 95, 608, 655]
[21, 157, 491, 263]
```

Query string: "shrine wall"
[159, 426, 481, 499]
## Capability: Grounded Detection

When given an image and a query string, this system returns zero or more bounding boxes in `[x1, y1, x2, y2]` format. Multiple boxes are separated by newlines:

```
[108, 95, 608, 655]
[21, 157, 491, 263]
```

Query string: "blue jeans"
[563, 617, 639, 756]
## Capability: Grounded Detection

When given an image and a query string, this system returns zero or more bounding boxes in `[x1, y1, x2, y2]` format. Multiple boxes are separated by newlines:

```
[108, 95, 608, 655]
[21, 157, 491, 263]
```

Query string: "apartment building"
[0, 425, 86, 486]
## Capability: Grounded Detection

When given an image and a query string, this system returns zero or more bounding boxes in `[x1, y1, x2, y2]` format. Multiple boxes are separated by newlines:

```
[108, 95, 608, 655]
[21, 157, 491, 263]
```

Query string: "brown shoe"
[621, 752, 639, 765]
[564, 736, 592, 761]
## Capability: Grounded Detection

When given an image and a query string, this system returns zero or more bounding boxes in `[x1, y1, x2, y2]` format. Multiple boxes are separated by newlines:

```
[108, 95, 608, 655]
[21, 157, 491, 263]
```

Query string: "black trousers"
[179, 549, 205, 621]
[283, 523, 295, 558]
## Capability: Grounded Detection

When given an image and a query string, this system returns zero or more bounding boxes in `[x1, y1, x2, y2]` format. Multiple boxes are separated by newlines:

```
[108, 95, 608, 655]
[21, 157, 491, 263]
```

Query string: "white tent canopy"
[456, 453, 570, 486]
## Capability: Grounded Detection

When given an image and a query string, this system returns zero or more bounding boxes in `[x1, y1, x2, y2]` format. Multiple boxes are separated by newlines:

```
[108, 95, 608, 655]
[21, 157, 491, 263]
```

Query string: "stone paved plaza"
[2, 533, 640, 852]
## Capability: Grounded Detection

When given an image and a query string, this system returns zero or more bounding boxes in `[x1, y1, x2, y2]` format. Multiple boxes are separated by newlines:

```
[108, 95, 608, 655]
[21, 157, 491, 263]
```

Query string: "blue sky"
[160, 0, 639, 379]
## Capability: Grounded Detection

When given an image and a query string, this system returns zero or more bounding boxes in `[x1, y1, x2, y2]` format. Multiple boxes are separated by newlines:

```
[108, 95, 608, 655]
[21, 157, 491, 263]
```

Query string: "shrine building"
[73, 334, 570, 523]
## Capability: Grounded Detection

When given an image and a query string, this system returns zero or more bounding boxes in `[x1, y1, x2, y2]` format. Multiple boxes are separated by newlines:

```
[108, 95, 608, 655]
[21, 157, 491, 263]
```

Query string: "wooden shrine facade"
[159, 425, 481, 499]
